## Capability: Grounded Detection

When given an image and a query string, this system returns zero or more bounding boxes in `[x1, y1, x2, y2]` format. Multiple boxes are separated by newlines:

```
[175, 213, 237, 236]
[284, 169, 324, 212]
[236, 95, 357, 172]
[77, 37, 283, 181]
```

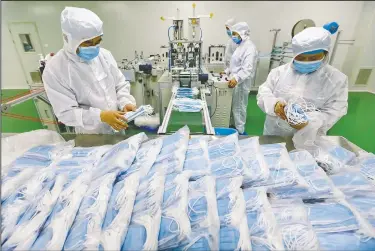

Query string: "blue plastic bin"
[214, 127, 238, 136]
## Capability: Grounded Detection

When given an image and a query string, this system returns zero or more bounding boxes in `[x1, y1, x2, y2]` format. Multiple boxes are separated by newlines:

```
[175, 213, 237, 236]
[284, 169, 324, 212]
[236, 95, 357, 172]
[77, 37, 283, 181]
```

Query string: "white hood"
[231, 22, 250, 41]
[60, 7, 103, 54]
[292, 27, 331, 58]
[225, 17, 237, 29]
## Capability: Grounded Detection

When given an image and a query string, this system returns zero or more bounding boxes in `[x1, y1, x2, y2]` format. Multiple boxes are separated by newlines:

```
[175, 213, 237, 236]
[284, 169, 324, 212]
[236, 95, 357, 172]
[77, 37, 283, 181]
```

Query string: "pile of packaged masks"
[173, 87, 199, 99]
[3, 125, 375, 251]
[173, 98, 204, 113]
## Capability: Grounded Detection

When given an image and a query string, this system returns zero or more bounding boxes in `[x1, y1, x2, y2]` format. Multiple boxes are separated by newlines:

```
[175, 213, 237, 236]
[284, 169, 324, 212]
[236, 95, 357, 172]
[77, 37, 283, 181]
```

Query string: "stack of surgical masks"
[124, 105, 154, 123]
[173, 98, 204, 113]
[173, 87, 199, 99]
[269, 150, 339, 200]
[183, 137, 211, 179]
[216, 176, 252, 250]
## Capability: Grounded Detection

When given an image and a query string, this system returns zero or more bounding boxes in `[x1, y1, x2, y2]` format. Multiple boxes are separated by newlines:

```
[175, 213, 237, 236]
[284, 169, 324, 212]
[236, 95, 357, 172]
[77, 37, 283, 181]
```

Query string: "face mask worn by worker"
[227, 29, 232, 37]
[77, 45, 100, 62]
[232, 36, 242, 45]
[293, 58, 324, 74]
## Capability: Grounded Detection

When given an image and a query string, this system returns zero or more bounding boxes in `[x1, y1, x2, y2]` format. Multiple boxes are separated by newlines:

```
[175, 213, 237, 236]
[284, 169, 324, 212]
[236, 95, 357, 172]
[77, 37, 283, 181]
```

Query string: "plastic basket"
[214, 127, 238, 136]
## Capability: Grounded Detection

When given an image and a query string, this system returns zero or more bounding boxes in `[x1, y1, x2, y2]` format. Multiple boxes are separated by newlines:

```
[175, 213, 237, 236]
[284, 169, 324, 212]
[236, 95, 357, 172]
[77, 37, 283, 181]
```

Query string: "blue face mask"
[293, 59, 323, 74]
[232, 36, 242, 45]
[226, 30, 232, 37]
[77, 45, 100, 61]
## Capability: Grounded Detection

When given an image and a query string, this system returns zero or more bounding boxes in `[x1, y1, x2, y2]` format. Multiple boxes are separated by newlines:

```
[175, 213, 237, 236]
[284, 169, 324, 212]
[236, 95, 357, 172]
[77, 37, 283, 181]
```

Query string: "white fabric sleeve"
[232, 52, 256, 84]
[43, 70, 102, 129]
[256, 69, 285, 116]
[105, 52, 136, 110]
[312, 76, 349, 134]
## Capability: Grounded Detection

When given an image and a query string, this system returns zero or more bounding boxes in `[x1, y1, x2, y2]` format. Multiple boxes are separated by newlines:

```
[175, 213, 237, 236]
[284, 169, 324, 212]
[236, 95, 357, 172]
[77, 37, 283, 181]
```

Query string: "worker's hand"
[274, 101, 287, 120]
[289, 121, 309, 130]
[123, 104, 137, 113]
[228, 78, 237, 88]
[100, 110, 128, 131]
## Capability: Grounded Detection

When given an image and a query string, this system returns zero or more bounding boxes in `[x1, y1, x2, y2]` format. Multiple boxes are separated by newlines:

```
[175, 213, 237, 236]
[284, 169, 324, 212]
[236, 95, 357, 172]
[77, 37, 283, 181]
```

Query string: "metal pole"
[329, 30, 342, 65]
[268, 29, 281, 72]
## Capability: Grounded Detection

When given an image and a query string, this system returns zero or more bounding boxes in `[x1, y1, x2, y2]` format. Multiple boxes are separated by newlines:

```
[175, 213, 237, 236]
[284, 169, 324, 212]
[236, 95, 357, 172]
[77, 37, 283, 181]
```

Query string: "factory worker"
[223, 18, 238, 74]
[43, 7, 136, 134]
[227, 22, 258, 134]
[256, 27, 348, 149]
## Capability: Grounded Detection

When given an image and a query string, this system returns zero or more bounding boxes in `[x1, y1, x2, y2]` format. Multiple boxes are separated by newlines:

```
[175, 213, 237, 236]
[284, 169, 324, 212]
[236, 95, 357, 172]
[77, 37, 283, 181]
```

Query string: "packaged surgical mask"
[183, 137, 211, 180]
[100, 173, 140, 250]
[63, 172, 116, 250]
[77, 45, 100, 62]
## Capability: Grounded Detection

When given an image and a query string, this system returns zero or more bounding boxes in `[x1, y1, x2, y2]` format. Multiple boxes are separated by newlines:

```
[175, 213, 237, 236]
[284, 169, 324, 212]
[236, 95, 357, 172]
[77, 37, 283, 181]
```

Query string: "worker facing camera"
[42, 7, 137, 134]
[257, 26, 348, 149]
[225, 22, 258, 134]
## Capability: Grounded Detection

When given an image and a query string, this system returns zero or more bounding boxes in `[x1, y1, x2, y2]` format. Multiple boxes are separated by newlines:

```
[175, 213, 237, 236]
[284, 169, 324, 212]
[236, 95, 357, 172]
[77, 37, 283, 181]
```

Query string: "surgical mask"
[232, 36, 242, 45]
[226, 30, 232, 37]
[77, 45, 100, 62]
[293, 58, 323, 74]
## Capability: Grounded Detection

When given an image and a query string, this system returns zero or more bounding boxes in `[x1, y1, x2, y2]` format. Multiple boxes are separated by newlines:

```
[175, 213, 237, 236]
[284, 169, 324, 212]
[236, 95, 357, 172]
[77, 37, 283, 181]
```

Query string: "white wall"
[1, 1, 365, 90]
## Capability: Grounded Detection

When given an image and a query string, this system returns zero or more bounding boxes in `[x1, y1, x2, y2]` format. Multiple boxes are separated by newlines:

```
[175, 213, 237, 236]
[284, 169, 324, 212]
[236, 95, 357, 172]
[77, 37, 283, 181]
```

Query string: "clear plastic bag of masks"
[1, 168, 56, 244]
[122, 169, 166, 251]
[99, 172, 140, 250]
[149, 126, 190, 176]
[93, 132, 147, 179]
[330, 168, 375, 196]
[2, 129, 66, 169]
[2, 172, 69, 250]
[316, 230, 375, 251]
[174, 176, 220, 251]
[64, 145, 112, 159]
[346, 194, 375, 228]
[216, 176, 252, 251]
[242, 187, 285, 251]
[253, 147, 310, 190]
[183, 137, 211, 180]
[158, 172, 192, 250]
[19, 140, 75, 163]
[208, 133, 240, 161]
[353, 152, 375, 181]
[117, 138, 163, 179]
[239, 137, 270, 186]
[63, 172, 117, 250]
[30, 171, 92, 250]
[270, 198, 320, 251]
[305, 198, 375, 238]
[269, 150, 342, 200]
[314, 138, 356, 174]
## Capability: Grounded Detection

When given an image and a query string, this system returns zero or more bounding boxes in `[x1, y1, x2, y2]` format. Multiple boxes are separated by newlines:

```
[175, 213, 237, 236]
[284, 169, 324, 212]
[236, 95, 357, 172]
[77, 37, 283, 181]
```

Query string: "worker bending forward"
[227, 22, 258, 134]
[256, 27, 348, 149]
[43, 7, 136, 134]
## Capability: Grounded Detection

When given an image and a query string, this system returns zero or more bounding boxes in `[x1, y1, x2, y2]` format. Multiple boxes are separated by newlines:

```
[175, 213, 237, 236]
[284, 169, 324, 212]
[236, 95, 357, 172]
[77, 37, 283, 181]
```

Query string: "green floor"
[2, 90, 375, 153]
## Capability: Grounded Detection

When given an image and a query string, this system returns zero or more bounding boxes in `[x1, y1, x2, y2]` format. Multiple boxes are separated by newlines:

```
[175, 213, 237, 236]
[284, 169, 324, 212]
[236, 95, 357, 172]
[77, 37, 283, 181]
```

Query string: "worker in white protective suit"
[257, 27, 348, 150]
[43, 7, 136, 134]
[223, 18, 238, 73]
[227, 22, 258, 134]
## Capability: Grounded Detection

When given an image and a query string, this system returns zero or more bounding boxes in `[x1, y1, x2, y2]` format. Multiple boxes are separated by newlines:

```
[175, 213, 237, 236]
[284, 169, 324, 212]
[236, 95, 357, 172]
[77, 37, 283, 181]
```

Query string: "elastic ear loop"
[212, 156, 243, 177]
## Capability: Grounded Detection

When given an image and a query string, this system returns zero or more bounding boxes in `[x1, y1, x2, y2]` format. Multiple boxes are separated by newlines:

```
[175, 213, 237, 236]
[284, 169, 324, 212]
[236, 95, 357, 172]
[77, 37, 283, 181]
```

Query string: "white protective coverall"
[43, 7, 136, 134]
[229, 22, 258, 134]
[256, 27, 348, 150]
[224, 18, 238, 73]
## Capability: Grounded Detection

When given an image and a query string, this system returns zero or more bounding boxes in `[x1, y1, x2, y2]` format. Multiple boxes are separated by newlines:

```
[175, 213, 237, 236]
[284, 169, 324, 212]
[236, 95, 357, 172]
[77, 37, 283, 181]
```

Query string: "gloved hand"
[123, 104, 137, 113]
[100, 110, 128, 130]
[274, 101, 287, 120]
[289, 121, 309, 130]
[228, 78, 237, 88]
